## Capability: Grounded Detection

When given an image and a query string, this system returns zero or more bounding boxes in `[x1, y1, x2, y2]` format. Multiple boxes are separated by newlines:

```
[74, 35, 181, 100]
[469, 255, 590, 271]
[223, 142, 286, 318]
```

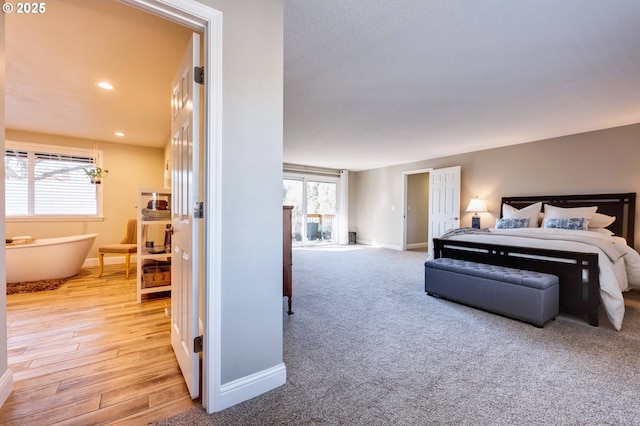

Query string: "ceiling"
[5, 1, 640, 172]
[4, 0, 193, 147]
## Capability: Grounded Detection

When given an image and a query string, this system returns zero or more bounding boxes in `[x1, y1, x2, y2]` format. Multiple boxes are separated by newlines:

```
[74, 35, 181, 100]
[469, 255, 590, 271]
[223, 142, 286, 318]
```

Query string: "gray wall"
[197, 0, 285, 385]
[352, 123, 640, 249]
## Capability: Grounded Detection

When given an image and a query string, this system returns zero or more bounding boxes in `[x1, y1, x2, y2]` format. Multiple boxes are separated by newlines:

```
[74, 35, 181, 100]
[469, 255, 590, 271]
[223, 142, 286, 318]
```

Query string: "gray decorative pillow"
[542, 217, 589, 231]
[495, 218, 530, 229]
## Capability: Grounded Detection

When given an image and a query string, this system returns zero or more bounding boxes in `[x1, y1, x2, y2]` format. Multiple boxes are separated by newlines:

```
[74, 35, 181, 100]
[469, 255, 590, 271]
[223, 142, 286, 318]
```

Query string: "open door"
[427, 166, 461, 253]
[171, 33, 201, 399]
[402, 169, 431, 251]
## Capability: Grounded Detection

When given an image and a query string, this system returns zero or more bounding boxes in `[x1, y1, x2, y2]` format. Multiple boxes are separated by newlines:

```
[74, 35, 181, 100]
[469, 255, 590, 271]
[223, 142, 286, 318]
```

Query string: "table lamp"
[466, 197, 487, 229]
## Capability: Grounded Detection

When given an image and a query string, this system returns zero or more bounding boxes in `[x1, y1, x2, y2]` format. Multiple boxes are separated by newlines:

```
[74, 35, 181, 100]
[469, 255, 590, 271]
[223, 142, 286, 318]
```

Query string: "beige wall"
[352, 123, 640, 249]
[5, 129, 165, 259]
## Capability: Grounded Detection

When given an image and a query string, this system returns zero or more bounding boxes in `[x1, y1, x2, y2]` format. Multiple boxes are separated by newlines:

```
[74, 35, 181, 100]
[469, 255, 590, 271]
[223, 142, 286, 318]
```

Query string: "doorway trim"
[401, 168, 432, 251]
[120, 0, 222, 413]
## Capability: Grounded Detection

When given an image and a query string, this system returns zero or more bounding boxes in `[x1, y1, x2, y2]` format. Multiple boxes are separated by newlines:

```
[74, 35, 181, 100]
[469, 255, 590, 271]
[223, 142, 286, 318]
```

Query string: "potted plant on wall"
[83, 166, 109, 184]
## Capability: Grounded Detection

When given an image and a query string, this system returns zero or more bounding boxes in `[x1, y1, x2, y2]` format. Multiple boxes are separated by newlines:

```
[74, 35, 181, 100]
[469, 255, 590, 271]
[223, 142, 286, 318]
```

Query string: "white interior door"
[427, 166, 461, 252]
[171, 33, 201, 399]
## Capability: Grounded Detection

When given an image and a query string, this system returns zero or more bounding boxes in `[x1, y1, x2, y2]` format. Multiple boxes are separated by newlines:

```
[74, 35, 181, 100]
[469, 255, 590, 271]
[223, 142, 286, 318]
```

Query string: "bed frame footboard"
[432, 238, 600, 326]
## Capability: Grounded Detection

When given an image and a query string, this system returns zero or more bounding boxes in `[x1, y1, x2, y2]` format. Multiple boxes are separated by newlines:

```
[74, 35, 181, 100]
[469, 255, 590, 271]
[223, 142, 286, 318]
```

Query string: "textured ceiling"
[4, 1, 640, 171]
[284, 0, 640, 170]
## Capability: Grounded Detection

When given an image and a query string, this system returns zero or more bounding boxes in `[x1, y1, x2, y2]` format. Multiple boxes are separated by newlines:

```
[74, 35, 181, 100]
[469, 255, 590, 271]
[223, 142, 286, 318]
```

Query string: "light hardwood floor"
[0, 264, 194, 425]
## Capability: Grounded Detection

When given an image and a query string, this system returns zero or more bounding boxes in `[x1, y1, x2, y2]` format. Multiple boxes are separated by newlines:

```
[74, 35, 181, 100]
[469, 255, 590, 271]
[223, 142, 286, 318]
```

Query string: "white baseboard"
[0, 368, 13, 408]
[406, 242, 428, 250]
[219, 363, 286, 411]
[83, 255, 137, 268]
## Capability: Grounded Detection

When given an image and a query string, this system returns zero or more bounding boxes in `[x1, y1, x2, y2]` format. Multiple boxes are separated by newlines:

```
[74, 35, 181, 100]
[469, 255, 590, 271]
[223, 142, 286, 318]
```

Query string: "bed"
[431, 193, 640, 330]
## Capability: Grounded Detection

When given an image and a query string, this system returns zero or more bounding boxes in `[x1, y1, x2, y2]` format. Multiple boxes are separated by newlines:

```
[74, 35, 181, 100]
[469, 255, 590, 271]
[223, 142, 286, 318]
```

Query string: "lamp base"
[471, 215, 481, 229]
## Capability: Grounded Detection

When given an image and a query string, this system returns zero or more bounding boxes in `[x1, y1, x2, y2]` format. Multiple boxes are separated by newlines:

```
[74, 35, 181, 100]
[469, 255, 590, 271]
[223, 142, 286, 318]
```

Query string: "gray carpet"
[154, 245, 640, 425]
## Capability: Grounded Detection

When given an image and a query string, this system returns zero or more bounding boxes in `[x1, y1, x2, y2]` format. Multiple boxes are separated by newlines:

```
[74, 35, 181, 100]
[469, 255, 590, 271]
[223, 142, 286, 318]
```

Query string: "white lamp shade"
[465, 198, 487, 213]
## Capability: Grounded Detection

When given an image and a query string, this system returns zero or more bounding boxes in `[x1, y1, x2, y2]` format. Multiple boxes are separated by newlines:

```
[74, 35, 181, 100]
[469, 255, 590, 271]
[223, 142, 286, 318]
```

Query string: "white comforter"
[439, 228, 640, 331]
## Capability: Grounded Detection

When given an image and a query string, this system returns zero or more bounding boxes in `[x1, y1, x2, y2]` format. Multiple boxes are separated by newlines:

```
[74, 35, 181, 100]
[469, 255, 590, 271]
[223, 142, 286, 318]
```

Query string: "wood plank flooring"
[0, 264, 194, 425]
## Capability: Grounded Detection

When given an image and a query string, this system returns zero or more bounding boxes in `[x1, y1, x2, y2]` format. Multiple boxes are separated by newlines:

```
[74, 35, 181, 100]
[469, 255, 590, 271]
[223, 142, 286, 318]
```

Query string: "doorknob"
[451, 217, 459, 220]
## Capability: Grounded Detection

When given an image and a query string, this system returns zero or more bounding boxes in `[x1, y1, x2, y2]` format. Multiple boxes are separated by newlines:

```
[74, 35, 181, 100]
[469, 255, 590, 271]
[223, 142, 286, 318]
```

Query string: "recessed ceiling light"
[97, 82, 114, 90]
[115, 132, 125, 137]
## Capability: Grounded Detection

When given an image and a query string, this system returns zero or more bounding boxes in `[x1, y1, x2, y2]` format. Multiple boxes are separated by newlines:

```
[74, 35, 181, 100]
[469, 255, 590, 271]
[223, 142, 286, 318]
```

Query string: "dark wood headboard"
[500, 193, 636, 248]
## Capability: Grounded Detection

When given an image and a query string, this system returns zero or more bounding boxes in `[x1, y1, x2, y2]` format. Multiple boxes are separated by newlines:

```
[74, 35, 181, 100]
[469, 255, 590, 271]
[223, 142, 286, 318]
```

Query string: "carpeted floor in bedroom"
[154, 245, 640, 426]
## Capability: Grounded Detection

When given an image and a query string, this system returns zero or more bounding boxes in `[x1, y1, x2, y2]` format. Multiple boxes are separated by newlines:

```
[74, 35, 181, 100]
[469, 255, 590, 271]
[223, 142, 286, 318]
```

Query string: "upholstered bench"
[424, 258, 559, 327]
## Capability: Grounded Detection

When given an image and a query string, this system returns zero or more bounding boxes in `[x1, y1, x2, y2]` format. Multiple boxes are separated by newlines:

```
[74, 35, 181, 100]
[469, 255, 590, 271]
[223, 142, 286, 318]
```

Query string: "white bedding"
[438, 228, 640, 331]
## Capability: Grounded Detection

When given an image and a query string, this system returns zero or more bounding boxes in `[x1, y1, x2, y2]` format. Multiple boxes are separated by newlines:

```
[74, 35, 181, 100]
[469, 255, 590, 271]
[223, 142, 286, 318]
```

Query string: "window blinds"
[5, 148, 98, 216]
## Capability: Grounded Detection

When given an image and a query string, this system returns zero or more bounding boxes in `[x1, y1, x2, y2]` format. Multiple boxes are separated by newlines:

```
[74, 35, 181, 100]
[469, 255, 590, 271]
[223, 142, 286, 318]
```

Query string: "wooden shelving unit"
[137, 188, 172, 303]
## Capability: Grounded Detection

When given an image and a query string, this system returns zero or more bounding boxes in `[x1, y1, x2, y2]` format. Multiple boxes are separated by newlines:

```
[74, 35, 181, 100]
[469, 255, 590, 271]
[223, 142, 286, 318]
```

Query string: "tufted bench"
[424, 258, 559, 327]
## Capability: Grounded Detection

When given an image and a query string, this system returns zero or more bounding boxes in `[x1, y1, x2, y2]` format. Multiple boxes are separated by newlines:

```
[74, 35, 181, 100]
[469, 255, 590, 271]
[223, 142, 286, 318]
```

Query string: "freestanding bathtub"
[6, 233, 98, 283]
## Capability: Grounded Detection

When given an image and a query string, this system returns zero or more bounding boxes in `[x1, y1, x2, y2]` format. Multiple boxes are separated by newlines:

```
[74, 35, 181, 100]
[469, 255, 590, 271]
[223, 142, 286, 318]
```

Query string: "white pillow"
[589, 227, 614, 236]
[589, 212, 616, 228]
[502, 202, 542, 228]
[544, 205, 597, 223]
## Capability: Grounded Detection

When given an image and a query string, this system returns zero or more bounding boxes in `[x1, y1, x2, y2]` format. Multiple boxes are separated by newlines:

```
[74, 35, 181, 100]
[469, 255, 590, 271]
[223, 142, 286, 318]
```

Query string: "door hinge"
[194, 335, 203, 353]
[194, 201, 204, 219]
[194, 66, 205, 85]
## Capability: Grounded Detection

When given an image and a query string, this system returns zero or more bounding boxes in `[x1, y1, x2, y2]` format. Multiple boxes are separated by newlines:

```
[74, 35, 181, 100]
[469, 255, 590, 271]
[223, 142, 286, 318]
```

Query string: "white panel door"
[171, 33, 201, 399]
[427, 166, 461, 253]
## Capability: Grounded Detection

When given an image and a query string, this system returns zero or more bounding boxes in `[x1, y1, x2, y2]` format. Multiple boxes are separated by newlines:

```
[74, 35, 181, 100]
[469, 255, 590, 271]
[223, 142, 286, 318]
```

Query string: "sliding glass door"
[305, 180, 336, 244]
[283, 176, 338, 246]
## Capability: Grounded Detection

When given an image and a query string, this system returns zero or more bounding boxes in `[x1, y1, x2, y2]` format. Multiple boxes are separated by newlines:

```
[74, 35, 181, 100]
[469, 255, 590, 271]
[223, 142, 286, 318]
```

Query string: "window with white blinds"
[5, 142, 103, 218]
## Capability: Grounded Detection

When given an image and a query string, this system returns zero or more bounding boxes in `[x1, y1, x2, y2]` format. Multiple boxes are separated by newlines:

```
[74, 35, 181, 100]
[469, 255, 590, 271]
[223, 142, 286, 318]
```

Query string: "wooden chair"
[98, 219, 137, 279]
